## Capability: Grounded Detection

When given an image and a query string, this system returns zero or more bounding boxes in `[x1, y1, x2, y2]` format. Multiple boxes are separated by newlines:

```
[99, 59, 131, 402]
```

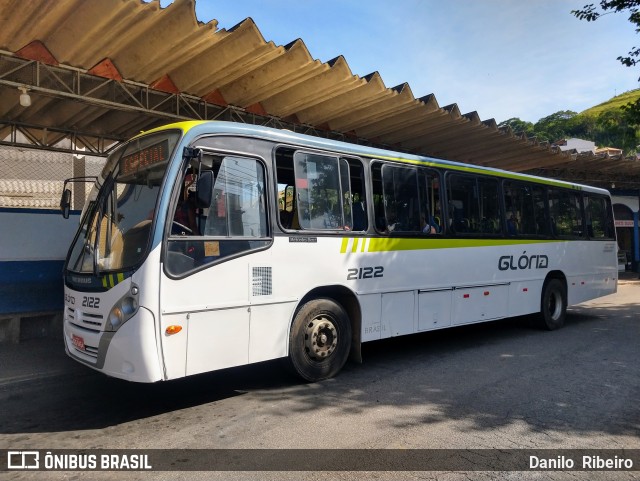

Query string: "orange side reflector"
[166, 325, 183, 335]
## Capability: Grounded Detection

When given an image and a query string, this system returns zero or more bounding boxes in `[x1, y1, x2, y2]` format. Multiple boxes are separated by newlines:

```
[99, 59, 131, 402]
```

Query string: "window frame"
[445, 171, 502, 237]
[547, 187, 586, 239]
[292, 150, 348, 231]
[584, 192, 615, 240]
[370, 160, 443, 236]
[502, 179, 551, 239]
[275, 147, 367, 234]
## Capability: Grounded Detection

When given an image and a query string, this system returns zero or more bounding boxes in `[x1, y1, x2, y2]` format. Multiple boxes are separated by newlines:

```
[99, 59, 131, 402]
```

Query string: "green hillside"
[581, 89, 640, 117]
[500, 90, 640, 154]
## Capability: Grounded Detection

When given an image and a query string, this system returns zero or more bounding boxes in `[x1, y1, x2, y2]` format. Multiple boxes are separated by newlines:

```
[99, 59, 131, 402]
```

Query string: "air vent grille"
[252, 267, 272, 296]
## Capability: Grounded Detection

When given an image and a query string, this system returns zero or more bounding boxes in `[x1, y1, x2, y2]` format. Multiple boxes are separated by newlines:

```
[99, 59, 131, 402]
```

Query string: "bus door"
[160, 152, 270, 379]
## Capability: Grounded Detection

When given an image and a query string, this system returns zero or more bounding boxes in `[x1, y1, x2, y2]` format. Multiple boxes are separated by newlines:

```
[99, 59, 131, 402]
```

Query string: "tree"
[533, 110, 578, 142]
[497, 118, 534, 136]
[572, 2, 640, 119]
[572, 1, 640, 72]
[594, 110, 639, 152]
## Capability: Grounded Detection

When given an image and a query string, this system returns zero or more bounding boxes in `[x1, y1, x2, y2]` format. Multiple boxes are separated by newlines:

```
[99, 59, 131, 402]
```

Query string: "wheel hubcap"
[304, 316, 338, 361]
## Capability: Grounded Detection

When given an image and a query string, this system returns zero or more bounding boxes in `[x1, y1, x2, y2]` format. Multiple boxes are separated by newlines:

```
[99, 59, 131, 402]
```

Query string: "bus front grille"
[80, 312, 103, 330]
[81, 344, 99, 358]
[66, 307, 104, 332]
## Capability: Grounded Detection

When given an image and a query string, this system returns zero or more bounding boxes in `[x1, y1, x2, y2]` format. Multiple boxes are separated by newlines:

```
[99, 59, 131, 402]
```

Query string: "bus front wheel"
[539, 278, 567, 330]
[288, 298, 351, 382]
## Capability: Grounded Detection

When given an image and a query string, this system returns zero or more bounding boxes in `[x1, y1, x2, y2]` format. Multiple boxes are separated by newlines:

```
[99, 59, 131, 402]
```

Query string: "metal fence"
[0, 139, 107, 211]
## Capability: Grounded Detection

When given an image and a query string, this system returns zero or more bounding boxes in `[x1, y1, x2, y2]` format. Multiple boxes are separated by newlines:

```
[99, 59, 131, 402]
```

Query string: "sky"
[161, 0, 639, 124]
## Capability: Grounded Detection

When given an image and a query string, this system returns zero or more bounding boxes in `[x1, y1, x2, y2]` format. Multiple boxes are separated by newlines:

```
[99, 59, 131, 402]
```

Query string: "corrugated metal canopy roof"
[0, 0, 638, 188]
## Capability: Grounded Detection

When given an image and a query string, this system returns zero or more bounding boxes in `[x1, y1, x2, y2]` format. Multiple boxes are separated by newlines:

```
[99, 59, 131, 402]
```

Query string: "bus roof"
[143, 120, 610, 196]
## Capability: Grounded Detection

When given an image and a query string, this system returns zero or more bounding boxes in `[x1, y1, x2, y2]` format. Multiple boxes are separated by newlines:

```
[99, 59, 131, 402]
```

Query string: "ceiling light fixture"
[18, 86, 31, 107]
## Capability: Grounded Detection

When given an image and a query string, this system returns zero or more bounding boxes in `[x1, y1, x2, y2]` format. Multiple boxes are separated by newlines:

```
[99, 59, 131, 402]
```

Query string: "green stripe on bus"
[339, 237, 559, 253]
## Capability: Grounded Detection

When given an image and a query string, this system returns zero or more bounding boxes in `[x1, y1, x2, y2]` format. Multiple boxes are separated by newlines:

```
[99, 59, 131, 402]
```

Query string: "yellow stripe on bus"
[100, 273, 125, 289]
[340, 238, 349, 254]
[339, 237, 559, 253]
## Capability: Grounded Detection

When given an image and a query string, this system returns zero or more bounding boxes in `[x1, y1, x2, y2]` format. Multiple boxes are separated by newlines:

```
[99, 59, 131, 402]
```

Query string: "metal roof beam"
[0, 120, 122, 155]
[0, 53, 212, 121]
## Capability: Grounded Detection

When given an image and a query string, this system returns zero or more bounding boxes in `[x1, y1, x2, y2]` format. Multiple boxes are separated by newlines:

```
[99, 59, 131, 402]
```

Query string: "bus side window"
[548, 188, 583, 238]
[373, 162, 421, 233]
[276, 148, 366, 232]
[372, 163, 441, 236]
[503, 181, 548, 237]
[293, 152, 357, 230]
[447, 174, 499, 236]
[166, 155, 269, 276]
[585, 194, 613, 239]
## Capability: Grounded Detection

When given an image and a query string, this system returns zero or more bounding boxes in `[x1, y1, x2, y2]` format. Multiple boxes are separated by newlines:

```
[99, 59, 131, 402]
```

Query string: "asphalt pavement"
[1, 271, 638, 388]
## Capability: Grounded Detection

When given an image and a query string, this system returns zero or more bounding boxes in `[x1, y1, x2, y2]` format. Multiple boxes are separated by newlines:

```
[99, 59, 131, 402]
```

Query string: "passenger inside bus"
[420, 214, 436, 234]
[507, 213, 519, 236]
[279, 199, 301, 229]
[173, 169, 199, 235]
[280, 208, 292, 228]
[384, 206, 400, 233]
[352, 200, 366, 231]
[448, 200, 467, 233]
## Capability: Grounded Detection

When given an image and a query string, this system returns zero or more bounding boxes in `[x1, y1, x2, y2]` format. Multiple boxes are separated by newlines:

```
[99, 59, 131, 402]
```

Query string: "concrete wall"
[0, 208, 80, 341]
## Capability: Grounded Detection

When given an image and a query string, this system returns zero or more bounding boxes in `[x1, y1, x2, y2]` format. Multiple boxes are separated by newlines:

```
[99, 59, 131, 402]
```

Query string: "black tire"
[287, 298, 352, 382]
[539, 278, 567, 330]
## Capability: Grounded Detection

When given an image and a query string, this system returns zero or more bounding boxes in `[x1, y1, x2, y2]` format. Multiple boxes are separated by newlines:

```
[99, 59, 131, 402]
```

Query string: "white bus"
[60, 121, 617, 382]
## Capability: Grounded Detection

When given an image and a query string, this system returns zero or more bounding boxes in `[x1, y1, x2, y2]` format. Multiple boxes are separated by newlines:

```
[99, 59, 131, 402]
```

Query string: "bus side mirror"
[196, 171, 214, 208]
[60, 188, 72, 219]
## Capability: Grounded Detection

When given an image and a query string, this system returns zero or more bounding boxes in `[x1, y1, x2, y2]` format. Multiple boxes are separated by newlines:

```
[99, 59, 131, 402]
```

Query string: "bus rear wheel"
[539, 278, 567, 330]
[288, 298, 351, 382]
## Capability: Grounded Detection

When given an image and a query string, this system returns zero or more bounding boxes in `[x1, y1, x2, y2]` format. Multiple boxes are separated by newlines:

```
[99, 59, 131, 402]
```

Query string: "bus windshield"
[66, 131, 181, 275]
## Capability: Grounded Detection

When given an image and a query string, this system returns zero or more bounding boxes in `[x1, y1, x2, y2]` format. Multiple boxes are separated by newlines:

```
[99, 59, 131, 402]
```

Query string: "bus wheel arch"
[288, 286, 361, 382]
[539, 271, 567, 330]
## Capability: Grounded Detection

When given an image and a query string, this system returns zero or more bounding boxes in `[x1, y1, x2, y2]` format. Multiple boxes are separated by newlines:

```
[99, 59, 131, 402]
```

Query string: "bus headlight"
[108, 306, 124, 329]
[106, 285, 139, 331]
